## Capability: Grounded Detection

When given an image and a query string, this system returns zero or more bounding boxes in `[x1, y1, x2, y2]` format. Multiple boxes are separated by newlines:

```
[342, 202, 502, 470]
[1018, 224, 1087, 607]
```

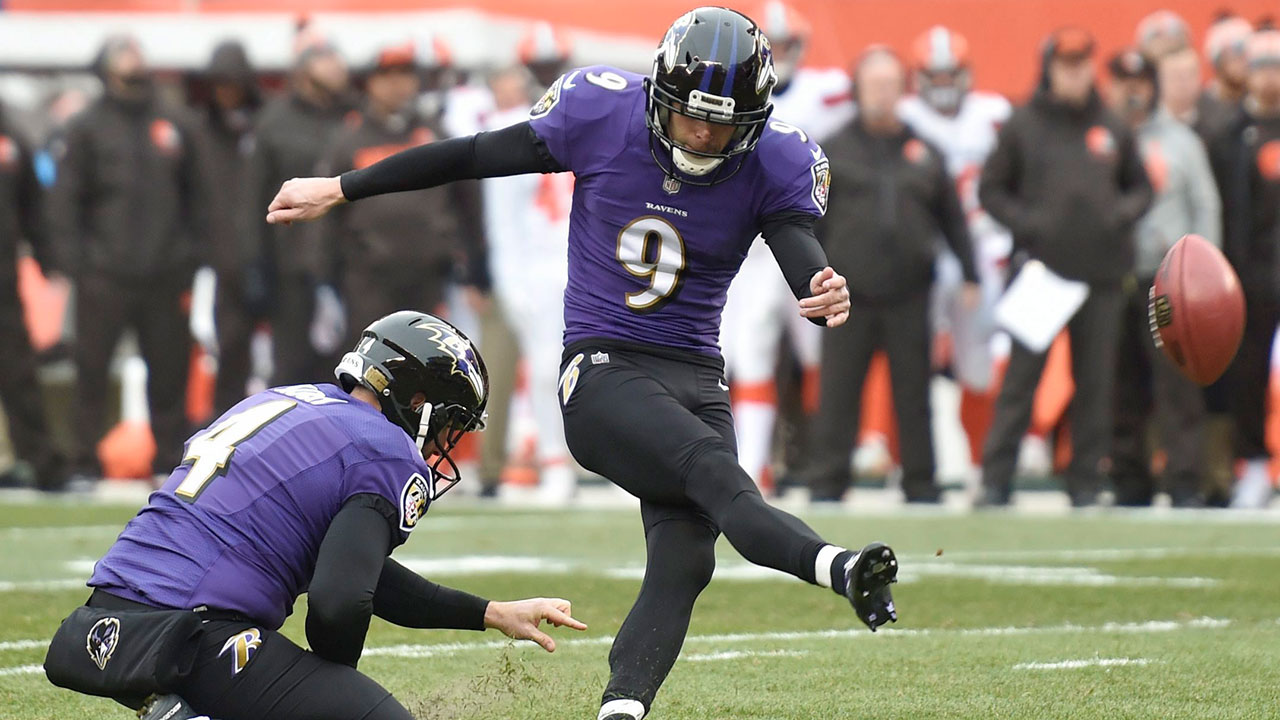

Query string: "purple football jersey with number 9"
[528, 65, 829, 354]
[88, 383, 433, 629]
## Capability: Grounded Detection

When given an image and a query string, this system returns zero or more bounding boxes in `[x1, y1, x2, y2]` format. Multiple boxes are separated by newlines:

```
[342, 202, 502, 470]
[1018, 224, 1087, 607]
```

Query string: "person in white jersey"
[481, 64, 578, 502]
[897, 25, 1012, 481]
[720, 1, 854, 489]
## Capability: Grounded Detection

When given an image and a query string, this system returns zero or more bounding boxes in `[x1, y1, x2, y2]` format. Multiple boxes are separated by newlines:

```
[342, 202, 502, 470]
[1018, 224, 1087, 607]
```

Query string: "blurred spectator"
[413, 33, 457, 125]
[33, 86, 90, 190]
[1159, 46, 1208, 128]
[1106, 48, 1220, 507]
[1135, 9, 1191, 60]
[723, 1, 850, 491]
[1205, 16, 1255, 107]
[978, 28, 1153, 507]
[1219, 30, 1280, 508]
[899, 25, 1013, 483]
[481, 64, 576, 502]
[195, 40, 262, 415]
[0, 101, 68, 491]
[806, 48, 977, 504]
[1196, 20, 1258, 507]
[316, 40, 482, 342]
[518, 21, 572, 90]
[47, 35, 202, 480]
[245, 38, 351, 386]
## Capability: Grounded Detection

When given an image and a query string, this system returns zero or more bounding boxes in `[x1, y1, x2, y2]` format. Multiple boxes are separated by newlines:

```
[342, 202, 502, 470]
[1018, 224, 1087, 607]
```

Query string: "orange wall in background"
[9, 0, 1277, 98]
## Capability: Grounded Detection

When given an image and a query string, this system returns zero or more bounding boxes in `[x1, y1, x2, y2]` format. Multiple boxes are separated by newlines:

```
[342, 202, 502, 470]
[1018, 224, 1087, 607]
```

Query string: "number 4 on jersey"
[174, 399, 297, 502]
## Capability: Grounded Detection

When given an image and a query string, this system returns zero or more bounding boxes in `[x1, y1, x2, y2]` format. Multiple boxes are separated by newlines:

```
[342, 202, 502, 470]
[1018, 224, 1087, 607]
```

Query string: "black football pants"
[87, 591, 413, 720]
[74, 273, 191, 476]
[982, 286, 1122, 501]
[559, 339, 828, 712]
[270, 272, 324, 387]
[0, 284, 65, 488]
[807, 291, 939, 501]
[213, 273, 257, 416]
[1226, 294, 1280, 460]
[1111, 278, 1206, 505]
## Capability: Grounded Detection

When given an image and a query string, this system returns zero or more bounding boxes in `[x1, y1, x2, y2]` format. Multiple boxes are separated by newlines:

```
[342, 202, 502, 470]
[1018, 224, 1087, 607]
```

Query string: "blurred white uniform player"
[720, 2, 854, 487]
[898, 26, 1012, 472]
[482, 64, 577, 502]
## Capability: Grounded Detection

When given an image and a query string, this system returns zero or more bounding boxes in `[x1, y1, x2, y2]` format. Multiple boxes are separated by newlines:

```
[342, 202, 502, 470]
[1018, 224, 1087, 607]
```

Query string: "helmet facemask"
[412, 400, 486, 498]
[645, 78, 773, 185]
[916, 67, 971, 115]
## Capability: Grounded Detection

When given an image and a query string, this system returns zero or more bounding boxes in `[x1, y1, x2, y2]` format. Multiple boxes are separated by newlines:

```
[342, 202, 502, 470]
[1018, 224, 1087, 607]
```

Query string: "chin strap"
[671, 147, 723, 176]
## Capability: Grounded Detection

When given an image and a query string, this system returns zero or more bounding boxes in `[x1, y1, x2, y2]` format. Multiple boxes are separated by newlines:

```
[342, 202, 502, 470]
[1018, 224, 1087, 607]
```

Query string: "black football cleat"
[844, 542, 898, 631]
[137, 694, 210, 720]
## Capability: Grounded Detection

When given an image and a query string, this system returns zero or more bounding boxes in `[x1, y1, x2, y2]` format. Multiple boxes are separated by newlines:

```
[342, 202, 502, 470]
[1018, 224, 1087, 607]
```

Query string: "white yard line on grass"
[902, 546, 1280, 563]
[605, 563, 1219, 588]
[1014, 657, 1156, 671]
[362, 616, 1236, 661]
[0, 617, 1245, 679]
[0, 640, 46, 652]
[0, 524, 122, 538]
[396, 556, 573, 575]
[684, 650, 809, 662]
[0, 579, 84, 593]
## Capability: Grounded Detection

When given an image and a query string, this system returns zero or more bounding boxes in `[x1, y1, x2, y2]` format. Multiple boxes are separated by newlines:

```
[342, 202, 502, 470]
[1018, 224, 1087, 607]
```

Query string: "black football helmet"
[645, 7, 777, 185]
[335, 311, 487, 496]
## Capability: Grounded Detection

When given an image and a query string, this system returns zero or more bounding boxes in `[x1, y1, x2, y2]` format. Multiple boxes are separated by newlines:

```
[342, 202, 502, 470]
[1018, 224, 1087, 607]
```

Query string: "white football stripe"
[0, 579, 84, 593]
[0, 617, 1241, 678]
[900, 546, 1280, 563]
[364, 616, 1235, 661]
[0, 640, 46, 652]
[606, 562, 1219, 588]
[684, 650, 809, 662]
[1013, 657, 1156, 671]
[396, 556, 573, 575]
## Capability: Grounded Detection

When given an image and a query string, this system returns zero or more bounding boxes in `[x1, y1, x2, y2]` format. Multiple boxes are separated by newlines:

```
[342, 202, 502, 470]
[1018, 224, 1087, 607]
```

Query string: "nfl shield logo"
[662, 176, 681, 195]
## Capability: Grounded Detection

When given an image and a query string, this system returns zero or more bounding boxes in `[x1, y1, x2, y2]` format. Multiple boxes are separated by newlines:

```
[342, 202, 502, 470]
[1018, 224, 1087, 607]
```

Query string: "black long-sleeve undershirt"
[340, 122, 563, 201]
[306, 495, 489, 668]
[339, 121, 833, 316]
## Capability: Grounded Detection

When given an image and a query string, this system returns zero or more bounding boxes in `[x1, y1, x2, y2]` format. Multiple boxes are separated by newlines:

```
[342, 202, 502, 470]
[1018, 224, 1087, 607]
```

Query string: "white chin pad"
[415, 403, 434, 454]
[671, 147, 723, 176]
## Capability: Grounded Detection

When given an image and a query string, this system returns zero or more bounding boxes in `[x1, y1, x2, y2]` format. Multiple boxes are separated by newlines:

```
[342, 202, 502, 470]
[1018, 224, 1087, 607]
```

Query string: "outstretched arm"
[308, 496, 586, 665]
[266, 121, 565, 226]
[375, 558, 587, 652]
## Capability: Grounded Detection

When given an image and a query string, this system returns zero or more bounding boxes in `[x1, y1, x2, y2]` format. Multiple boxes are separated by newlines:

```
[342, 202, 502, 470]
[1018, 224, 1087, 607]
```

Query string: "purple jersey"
[89, 383, 433, 629]
[529, 66, 829, 354]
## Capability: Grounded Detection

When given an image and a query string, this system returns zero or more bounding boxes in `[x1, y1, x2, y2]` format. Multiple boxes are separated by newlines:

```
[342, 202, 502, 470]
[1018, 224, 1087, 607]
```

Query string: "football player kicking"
[266, 8, 898, 720]
[44, 311, 586, 720]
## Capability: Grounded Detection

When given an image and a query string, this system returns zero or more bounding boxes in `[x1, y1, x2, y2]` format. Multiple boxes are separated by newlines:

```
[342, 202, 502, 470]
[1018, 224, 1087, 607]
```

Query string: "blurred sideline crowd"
[0, 4, 1276, 510]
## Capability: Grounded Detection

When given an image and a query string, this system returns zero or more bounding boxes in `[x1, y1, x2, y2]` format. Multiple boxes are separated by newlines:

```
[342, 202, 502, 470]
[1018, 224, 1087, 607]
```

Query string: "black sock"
[830, 550, 857, 595]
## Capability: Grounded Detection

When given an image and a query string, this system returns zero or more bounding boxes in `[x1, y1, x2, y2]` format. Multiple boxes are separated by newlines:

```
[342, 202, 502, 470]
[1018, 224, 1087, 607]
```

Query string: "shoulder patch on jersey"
[810, 157, 831, 214]
[530, 75, 565, 120]
[399, 472, 432, 532]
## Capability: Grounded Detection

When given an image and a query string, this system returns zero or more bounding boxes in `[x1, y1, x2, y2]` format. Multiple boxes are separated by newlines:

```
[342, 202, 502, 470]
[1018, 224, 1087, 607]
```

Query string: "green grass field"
[2, 499, 1279, 719]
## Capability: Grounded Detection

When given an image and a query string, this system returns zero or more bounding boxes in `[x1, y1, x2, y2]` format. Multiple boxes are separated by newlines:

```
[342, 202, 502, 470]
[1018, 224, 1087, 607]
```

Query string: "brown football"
[1148, 234, 1246, 386]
